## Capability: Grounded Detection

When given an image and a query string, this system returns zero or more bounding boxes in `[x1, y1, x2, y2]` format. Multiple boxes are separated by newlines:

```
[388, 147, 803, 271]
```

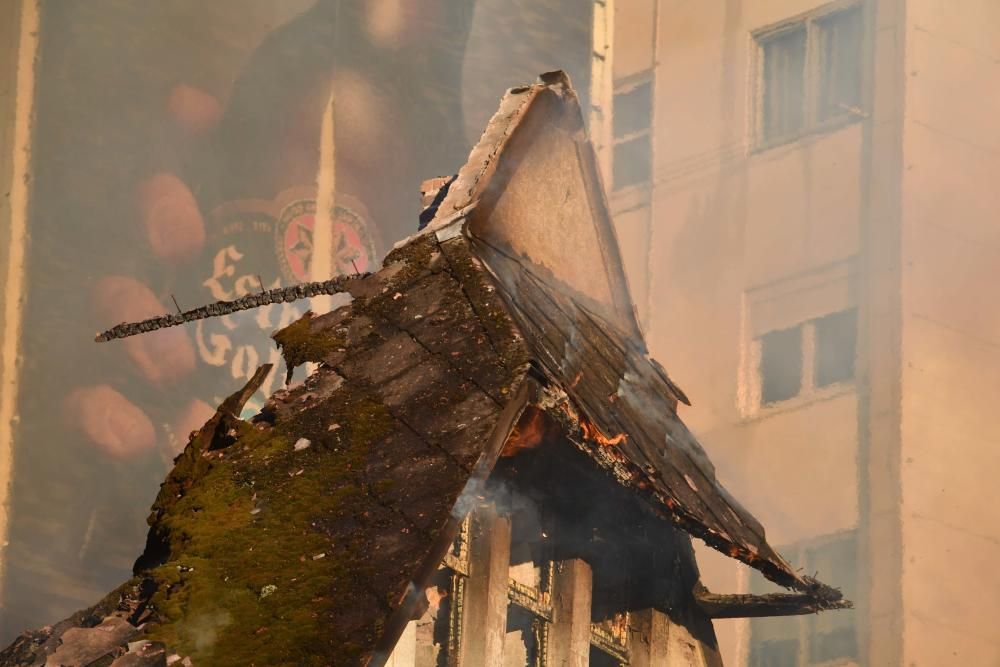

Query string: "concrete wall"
[899, 1, 1000, 664]
[608, 0, 1000, 665]
[612, 0, 870, 663]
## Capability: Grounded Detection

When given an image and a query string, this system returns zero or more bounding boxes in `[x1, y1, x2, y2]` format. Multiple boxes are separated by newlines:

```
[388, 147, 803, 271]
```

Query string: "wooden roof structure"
[422, 70, 847, 600]
[3, 73, 848, 667]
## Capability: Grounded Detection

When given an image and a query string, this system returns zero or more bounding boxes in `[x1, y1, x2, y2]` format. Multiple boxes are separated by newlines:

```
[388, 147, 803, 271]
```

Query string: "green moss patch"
[139, 382, 396, 666]
[272, 312, 346, 383]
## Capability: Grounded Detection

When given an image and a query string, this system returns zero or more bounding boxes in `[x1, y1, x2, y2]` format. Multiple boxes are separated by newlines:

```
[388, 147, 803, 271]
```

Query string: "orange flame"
[579, 417, 627, 447]
[501, 408, 552, 457]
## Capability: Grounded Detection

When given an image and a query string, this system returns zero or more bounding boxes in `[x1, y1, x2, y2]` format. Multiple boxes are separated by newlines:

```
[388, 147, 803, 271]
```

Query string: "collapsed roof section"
[67, 72, 849, 667]
[424, 71, 841, 601]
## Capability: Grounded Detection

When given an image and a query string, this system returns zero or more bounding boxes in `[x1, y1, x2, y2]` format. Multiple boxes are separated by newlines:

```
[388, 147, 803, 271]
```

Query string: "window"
[761, 26, 807, 141]
[612, 137, 652, 189]
[611, 77, 653, 190]
[742, 260, 859, 415]
[757, 307, 857, 407]
[816, 7, 864, 123]
[760, 325, 803, 404]
[613, 81, 653, 138]
[749, 531, 858, 666]
[755, 3, 865, 147]
[814, 309, 857, 388]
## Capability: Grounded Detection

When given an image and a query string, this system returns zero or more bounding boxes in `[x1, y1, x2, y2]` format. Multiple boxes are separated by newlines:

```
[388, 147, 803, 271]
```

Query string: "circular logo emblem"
[275, 199, 379, 283]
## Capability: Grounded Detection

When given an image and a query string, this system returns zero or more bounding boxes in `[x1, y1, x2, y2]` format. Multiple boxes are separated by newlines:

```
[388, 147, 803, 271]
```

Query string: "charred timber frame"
[440, 502, 638, 665]
[692, 584, 853, 619]
[591, 621, 630, 664]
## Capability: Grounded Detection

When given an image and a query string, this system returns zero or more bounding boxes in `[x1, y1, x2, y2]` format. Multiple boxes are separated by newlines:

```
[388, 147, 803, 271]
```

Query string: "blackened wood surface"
[473, 236, 842, 602]
[260, 235, 531, 665]
[694, 585, 853, 619]
[2, 234, 532, 666]
[435, 75, 845, 604]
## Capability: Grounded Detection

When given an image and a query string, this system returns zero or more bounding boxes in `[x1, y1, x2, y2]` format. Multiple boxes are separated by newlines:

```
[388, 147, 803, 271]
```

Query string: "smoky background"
[0, 1, 998, 665]
[0, 0, 593, 647]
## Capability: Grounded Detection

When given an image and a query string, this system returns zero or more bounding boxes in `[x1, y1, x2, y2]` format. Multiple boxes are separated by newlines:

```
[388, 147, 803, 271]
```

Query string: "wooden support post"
[627, 609, 671, 667]
[546, 559, 593, 667]
[627, 608, 720, 667]
[458, 504, 511, 667]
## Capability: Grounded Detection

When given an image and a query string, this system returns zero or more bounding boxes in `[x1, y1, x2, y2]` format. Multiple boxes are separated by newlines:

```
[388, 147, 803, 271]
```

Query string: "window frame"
[739, 259, 860, 419]
[753, 307, 858, 412]
[751, 0, 867, 151]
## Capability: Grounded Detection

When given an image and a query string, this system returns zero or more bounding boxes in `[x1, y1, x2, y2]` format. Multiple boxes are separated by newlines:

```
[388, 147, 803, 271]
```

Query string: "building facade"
[597, 1, 1000, 665]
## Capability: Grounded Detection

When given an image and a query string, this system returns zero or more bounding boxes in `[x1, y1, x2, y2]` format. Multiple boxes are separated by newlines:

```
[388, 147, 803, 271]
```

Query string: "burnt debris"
[4, 72, 849, 667]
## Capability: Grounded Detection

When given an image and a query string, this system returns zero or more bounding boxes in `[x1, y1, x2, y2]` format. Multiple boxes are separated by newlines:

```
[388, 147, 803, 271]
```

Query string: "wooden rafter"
[693, 583, 853, 619]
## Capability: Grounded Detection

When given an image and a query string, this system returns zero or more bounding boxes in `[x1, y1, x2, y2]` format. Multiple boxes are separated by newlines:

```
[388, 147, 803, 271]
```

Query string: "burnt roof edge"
[693, 583, 853, 619]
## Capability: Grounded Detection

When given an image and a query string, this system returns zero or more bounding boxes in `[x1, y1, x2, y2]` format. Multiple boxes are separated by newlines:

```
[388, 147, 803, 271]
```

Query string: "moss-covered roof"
[2, 72, 848, 667]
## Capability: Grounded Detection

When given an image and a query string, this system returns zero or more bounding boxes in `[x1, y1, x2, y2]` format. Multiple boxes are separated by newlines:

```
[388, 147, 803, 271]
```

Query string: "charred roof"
[5, 72, 851, 667]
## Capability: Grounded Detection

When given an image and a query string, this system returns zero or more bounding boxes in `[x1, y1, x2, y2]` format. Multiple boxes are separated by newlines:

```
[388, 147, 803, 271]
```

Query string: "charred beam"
[692, 584, 853, 619]
[590, 622, 629, 664]
[94, 274, 365, 342]
[507, 579, 552, 622]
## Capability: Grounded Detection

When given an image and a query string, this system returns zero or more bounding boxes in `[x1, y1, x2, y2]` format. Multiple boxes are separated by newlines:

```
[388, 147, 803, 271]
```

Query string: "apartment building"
[595, 1, 1000, 665]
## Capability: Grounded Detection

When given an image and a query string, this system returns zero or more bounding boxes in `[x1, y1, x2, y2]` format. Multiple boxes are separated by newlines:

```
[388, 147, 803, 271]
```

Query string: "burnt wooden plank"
[539, 293, 776, 569]
[436, 410, 510, 473]
[384, 270, 512, 402]
[363, 429, 466, 535]
[372, 377, 533, 666]
[693, 585, 853, 619]
[592, 361, 777, 565]
[503, 316, 717, 528]
[607, 382, 751, 545]
[338, 330, 433, 387]
[436, 236, 531, 374]
[495, 274, 723, 533]
[481, 256, 811, 590]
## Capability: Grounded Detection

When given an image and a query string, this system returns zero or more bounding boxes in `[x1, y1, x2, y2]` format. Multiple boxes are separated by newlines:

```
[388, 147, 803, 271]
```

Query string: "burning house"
[1, 73, 848, 667]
